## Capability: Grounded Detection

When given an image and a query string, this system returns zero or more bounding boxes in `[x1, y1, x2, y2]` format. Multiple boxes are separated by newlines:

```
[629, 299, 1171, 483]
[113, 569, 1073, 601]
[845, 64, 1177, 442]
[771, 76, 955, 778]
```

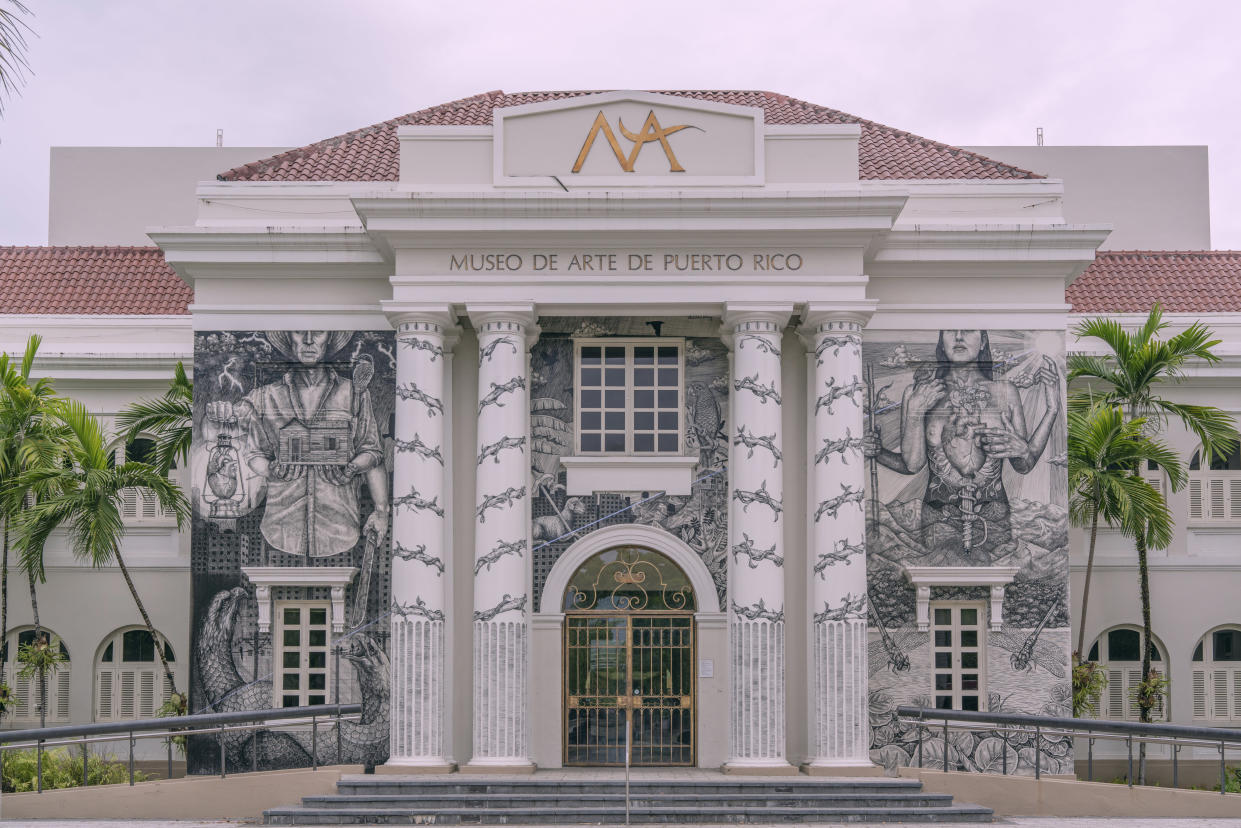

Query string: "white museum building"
[0, 89, 1237, 776]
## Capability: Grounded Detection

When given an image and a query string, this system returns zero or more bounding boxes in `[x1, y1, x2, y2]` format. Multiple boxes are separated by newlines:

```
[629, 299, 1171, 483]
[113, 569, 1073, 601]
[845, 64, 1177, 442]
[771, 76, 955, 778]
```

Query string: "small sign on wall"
[698, 659, 714, 679]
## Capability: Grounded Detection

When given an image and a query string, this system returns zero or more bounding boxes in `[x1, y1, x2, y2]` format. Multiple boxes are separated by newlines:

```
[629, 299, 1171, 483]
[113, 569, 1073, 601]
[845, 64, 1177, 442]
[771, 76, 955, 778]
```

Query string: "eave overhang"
[868, 224, 1113, 281]
[149, 227, 391, 286]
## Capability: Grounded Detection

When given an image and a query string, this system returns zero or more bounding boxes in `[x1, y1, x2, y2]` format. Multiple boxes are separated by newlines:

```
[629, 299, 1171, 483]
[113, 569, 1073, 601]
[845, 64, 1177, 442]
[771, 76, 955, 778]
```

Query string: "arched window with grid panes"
[106, 435, 177, 524]
[1087, 626, 1169, 721]
[94, 627, 176, 721]
[1, 628, 71, 725]
[1192, 627, 1241, 722]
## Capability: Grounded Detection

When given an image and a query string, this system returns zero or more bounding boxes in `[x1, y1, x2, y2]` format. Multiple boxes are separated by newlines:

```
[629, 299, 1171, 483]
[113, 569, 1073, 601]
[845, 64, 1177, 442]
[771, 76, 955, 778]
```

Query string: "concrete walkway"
[3, 819, 1241, 827]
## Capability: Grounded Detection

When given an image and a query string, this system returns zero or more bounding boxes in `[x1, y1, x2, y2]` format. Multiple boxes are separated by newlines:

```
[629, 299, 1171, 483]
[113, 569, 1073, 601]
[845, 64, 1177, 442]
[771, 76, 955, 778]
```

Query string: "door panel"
[564, 614, 694, 766]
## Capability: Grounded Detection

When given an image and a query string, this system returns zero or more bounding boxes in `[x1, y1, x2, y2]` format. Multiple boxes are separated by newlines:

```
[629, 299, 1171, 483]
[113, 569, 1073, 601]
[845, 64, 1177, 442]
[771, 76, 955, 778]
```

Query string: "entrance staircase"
[263, 771, 995, 824]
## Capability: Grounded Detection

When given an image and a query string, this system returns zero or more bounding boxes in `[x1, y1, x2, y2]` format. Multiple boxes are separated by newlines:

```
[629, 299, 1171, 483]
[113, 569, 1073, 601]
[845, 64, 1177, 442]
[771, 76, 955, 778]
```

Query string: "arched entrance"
[562, 545, 697, 766]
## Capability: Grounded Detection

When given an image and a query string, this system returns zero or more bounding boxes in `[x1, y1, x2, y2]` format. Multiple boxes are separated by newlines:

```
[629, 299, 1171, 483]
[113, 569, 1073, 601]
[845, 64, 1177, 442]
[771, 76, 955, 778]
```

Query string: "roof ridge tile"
[216, 89, 1047, 183]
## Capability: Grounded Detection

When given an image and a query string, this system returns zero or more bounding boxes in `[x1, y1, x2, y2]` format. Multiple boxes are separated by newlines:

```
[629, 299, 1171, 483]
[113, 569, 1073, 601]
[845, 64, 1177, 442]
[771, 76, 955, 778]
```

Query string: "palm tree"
[12, 400, 189, 706]
[1070, 304, 1238, 733]
[1067, 400, 1183, 659]
[0, 335, 66, 690]
[116, 361, 192, 475]
[0, 1, 32, 116]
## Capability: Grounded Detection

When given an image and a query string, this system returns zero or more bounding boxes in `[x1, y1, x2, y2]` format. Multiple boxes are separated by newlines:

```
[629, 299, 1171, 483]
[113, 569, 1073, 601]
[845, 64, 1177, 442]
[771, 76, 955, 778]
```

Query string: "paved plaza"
[3, 820, 1241, 827]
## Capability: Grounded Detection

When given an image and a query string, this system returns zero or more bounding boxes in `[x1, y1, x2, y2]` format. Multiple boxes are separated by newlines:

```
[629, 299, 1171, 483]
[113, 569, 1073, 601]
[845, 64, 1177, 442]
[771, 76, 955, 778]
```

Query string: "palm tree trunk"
[1077, 496, 1102, 658]
[26, 562, 42, 727]
[113, 548, 179, 701]
[1136, 523, 1153, 784]
[2, 520, 9, 677]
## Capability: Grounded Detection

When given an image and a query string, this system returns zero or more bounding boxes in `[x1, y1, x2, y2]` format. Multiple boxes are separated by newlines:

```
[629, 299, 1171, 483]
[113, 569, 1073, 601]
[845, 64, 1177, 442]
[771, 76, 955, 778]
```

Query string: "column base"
[722, 761, 800, 776]
[377, 761, 457, 775]
[460, 761, 537, 775]
[800, 761, 882, 777]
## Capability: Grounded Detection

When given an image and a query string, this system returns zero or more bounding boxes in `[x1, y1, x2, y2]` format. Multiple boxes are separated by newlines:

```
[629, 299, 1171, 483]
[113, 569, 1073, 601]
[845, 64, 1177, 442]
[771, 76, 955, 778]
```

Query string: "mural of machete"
[189, 330, 395, 772]
[529, 318, 729, 609]
[860, 329, 1073, 775]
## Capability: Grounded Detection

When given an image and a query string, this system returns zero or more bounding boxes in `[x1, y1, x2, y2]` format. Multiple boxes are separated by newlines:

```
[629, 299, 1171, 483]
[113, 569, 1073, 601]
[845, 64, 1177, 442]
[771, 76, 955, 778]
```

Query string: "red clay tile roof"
[0, 246, 191, 315]
[1068, 251, 1241, 314]
[219, 90, 1042, 183]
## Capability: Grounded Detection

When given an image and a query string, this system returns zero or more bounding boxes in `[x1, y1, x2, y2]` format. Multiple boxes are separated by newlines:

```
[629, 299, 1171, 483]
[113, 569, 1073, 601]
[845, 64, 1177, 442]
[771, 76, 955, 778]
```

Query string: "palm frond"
[0, 0, 33, 115]
[1153, 400, 1240, 467]
[116, 363, 193, 474]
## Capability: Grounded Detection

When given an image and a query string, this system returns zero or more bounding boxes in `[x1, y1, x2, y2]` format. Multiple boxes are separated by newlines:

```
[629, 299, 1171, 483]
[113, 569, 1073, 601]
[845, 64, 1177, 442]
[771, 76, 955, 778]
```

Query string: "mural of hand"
[363, 506, 390, 545]
[861, 427, 883, 458]
[205, 400, 237, 427]
[1037, 355, 1061, 411]
[978, 412, 1028, 460]
[908, 379, 946, 414]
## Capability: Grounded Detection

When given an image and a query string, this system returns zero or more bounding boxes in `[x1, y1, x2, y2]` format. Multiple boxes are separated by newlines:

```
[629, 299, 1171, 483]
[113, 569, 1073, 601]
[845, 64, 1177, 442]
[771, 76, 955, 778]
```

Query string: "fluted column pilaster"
[801, 305, 874, 769]
[465, 303, 537, 771]
[723, 303, 796, 773]
[386, 306, 459, 770]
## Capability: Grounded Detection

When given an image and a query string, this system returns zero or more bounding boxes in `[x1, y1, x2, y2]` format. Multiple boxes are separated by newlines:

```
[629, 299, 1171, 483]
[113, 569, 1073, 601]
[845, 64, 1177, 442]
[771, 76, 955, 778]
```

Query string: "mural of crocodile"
[194, 587, 389, 769]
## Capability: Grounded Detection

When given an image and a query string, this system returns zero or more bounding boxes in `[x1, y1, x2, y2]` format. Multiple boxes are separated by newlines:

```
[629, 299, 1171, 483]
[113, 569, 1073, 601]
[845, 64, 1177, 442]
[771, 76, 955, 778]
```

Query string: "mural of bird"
[686, 382, 725, 468]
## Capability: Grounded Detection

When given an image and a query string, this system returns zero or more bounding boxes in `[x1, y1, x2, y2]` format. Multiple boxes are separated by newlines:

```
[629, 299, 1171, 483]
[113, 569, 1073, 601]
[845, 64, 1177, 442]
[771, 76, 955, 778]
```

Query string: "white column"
[723, 303, 796, 773]
[466, 304, 537, 771]
[801, 306, 874, 769]
[386, 306, 458, 771]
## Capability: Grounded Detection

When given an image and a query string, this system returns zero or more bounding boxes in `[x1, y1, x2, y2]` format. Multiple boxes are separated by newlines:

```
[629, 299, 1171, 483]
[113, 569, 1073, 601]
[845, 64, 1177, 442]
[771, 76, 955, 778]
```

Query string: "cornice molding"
[353, 189, 909, 239]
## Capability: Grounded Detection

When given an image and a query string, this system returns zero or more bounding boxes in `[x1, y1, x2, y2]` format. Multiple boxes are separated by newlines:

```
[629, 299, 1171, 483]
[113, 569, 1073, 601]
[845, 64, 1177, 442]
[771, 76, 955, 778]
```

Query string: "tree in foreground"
[1066, 400, 1181, 716]
[1070, 304, 1237, 778]
[13, 400, 189, 711]
[0, 334, 66, 719]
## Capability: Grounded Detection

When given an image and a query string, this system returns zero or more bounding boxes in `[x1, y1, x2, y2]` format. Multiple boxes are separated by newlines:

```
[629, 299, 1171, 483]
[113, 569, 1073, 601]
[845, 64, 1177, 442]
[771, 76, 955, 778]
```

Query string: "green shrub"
[1, 747, 149, 792]
[1072, 656, 1108, 717]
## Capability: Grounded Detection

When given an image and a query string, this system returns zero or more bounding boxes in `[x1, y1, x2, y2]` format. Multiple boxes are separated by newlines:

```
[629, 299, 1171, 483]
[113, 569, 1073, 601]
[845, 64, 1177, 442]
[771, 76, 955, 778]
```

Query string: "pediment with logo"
[493, 91, 764, 187]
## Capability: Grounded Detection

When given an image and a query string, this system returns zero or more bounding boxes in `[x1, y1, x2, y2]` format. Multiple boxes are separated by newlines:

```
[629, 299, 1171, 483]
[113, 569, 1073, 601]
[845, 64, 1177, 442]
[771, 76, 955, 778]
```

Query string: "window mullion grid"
[626, 344, 635, 456]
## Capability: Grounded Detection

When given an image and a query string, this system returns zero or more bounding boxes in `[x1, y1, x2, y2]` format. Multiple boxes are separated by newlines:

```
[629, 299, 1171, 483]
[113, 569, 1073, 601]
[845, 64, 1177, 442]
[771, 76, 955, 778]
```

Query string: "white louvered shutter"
[138, 670, 156, 717]
[1209, 479, 1226, 519]
[97, 669, 114, 719]
[1214, 670, 1230, 719]
[13, 668, 31, 719]
[1234, 670, 1241, 719]
[1127, 669, 1142, 720]
[1189, 479, 1203, 519]
[121, 488, 138, 519]
[119, 671, 136, 718]
[54, 669, 70, 722]
[1107, 669, 1125, 718]
[1194, 669, 1207, 718]
[1230, 480, 1241, 520]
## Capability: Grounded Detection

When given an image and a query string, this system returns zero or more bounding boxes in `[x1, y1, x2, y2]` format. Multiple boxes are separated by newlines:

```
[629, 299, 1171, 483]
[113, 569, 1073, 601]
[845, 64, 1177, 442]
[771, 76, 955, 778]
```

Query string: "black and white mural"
[861, 329, 1073, 774]
[189, 330, 396, 772]
[529, 318, 730, 609]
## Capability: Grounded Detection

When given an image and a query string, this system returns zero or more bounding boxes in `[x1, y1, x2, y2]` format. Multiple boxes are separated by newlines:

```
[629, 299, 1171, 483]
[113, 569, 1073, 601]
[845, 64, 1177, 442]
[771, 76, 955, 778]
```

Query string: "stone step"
[300, 792, 960, 809]
[264, 804, 997, 825]
[336, 776, 926, 797]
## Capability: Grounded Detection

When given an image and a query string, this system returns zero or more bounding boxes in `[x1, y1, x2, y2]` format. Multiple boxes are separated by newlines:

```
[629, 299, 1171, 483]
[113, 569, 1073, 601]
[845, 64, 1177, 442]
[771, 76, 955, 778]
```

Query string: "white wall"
[49, 147, 289, 246]
[964, 146, 1210, 251]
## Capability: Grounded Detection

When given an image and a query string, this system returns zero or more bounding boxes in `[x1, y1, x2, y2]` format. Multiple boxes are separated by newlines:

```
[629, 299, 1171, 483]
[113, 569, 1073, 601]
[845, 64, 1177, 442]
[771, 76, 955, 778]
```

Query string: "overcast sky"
[1, 0, 1238, 247]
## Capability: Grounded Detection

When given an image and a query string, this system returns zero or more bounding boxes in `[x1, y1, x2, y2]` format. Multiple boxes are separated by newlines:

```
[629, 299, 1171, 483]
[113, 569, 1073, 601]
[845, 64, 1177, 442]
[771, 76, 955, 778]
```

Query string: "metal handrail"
[896, 705, 1241, 795]
[0, 703, 361, 794]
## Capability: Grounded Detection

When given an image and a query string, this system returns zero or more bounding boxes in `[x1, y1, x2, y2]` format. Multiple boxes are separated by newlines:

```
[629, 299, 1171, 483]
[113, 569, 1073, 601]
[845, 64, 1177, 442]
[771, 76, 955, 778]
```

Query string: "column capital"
[798, 301, 878, 347]
[383, 303, 462, 350]
[721, 302, 793, 346]
[466, 303, 540, 347]
[799, 301, 877, 329]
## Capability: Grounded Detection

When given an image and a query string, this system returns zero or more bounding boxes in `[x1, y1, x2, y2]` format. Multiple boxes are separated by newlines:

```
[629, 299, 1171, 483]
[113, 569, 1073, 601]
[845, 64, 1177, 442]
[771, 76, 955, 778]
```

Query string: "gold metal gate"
[564, 614, 695, 766]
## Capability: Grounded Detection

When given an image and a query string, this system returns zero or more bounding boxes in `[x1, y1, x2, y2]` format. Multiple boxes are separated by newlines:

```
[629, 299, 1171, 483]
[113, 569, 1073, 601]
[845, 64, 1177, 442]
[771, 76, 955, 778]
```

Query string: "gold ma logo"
[571, 109, 702, 174]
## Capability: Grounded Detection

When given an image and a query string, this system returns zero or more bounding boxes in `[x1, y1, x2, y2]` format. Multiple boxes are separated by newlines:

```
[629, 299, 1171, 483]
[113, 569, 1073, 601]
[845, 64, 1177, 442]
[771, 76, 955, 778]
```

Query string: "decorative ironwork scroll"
[564, 545, 696, 613]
